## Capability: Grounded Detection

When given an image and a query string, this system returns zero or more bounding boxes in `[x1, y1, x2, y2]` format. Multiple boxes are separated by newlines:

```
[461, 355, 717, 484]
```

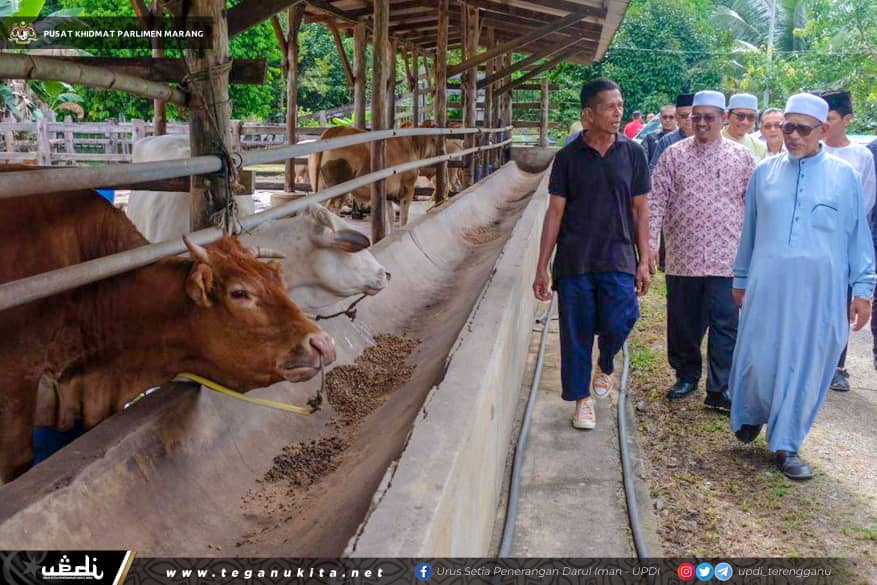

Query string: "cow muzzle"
[364, 268, 390, 295]
[280, 332, 337, 382]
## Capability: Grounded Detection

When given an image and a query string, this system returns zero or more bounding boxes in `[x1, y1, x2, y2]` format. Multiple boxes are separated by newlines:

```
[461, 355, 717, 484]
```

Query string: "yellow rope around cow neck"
[172, 372, 316, 416]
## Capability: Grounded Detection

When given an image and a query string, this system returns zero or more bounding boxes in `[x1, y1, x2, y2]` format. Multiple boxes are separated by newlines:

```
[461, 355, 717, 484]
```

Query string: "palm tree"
[713, 0, 810, 52]
[712, 0, 811, 102]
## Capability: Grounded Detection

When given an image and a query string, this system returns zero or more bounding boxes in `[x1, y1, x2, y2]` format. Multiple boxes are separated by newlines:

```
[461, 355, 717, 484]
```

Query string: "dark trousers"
[872, 298, 877, 356]
[838, 287, 852, 368]
[557, 272, 639, 401]
[658, 230, 666, 271]
[666, 275, 738, 394]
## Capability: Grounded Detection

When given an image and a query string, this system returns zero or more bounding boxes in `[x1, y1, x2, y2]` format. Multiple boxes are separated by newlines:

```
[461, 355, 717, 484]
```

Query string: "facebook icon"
[414, 563, 433, 581]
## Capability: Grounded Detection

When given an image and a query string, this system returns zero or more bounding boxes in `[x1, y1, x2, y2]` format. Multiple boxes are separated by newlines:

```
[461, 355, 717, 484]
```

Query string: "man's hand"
[635, 262, 651, 297]
[850, 297, 872, 331]
[732, 288, 745, 308]
[648, 248, 659, 274]
[533, 267, 552, 302]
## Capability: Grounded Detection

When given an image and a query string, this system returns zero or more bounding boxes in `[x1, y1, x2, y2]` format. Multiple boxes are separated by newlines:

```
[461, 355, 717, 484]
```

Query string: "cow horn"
[183, 235, 211, 264]
[254, 247, 286, 259]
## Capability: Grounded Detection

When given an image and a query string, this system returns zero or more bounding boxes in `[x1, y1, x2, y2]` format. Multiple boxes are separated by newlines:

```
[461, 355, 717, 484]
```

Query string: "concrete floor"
[506, 314, 638, 557]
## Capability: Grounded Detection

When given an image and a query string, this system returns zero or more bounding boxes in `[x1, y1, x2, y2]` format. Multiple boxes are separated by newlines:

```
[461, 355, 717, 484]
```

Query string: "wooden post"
[433, 0, 449, 204]
[132, 118, 146, 150]
[36, 117, 51, 166]
[539, 77, 549, 147]
[502, 52, 512, 164]
[409, 48, 420, 124]
[371, 0, 389, 243]
[230, 119, 243, 151]
[353, 21, 367, 129]
[151, 0, 167, 136]
[483, 27, 494, 176]
[462, 3, 479, 185]
[285, 3, 305, 193]
[185, 0, 235, 231]
[386, 39, 397, 129]
[108, 122, 118, 155]
[63, 115, 75, 156]
[4, 128, 15, 154]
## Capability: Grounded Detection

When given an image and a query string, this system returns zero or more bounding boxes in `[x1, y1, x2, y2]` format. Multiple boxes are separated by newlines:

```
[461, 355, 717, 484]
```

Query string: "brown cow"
[0, 166, 336, 482]
[308, 124, 437, 227]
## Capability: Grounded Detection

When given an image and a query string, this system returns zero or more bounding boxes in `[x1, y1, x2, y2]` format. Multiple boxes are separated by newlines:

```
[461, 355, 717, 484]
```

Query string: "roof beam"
[329, 21, 354, 87]
[477, 36, 579, 88]
[228, 0, 303, 37]
[446, 8, 592, 78]
[495, 50, 576, 95]
[479, 14, 600, 39]
[514, 0, 607, 18]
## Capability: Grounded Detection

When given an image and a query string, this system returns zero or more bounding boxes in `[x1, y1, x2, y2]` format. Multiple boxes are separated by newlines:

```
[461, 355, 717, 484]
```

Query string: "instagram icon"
[677, 562, 696, 581]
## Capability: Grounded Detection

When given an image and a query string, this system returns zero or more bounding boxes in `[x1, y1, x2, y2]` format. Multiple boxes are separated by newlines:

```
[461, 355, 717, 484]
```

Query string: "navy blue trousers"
[557, 272, 639, 401]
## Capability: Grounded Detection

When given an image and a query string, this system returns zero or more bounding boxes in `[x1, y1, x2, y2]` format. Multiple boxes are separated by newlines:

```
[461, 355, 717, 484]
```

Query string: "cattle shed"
[0, 0, 632, 558]
[2, 0, 629, 243]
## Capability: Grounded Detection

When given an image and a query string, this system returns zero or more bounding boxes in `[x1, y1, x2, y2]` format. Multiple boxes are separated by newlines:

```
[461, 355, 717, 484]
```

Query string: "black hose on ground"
[498, 302, 652, 564]
[498, 293, 556, 557]
[618, 340, 651, 560]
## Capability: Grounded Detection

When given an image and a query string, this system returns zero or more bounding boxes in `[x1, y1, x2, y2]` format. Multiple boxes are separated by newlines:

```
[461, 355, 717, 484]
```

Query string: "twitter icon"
[696, 563, 713, 581]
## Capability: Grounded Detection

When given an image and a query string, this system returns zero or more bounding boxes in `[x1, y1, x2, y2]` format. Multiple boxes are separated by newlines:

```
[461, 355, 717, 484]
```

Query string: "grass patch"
[630, 345, 659, 374]
[701, 418, 726, 433]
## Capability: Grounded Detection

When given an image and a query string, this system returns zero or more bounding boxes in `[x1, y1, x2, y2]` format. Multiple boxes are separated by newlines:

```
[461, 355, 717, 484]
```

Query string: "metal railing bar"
[0, 126, 514, 199]
[0, 138, 513, 313]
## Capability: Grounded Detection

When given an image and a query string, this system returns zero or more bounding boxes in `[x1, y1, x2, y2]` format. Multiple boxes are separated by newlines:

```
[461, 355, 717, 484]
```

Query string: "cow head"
[183, 235, 336, 387]
[412, 119, 440, 160]
[289, 204, 389, 310]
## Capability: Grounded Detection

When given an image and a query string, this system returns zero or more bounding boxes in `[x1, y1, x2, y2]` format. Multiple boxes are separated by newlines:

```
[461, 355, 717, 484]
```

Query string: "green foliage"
[731, 0, 877, 130]
[549, 0, 733, 123]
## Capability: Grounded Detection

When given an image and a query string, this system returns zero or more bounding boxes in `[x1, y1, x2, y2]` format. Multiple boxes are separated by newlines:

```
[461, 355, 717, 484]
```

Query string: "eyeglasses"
[690, 114, 719, 123]
[731, 111, 757, 122]
[761, 123, 782, 130]
[677, 112, 691, 119]
[780, 121, 822, 136]
[660, 115, 675, 120]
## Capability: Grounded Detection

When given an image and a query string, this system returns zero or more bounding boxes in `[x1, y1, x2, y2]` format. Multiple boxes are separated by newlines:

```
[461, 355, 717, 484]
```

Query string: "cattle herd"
[0, 122, 476, 484]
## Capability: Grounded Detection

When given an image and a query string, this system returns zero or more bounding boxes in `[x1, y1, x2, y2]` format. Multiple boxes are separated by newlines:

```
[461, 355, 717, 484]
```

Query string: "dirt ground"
[628, 274, 876, 582]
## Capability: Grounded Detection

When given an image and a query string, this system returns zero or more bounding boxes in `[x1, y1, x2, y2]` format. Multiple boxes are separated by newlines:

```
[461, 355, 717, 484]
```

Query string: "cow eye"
[230, 289, 249, 300]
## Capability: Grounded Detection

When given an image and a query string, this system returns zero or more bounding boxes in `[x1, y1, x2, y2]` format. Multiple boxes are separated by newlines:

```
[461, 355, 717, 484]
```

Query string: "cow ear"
[307, 203, 336, 231]
[331, 229, 371, 253]
[186, 263, 214, 307]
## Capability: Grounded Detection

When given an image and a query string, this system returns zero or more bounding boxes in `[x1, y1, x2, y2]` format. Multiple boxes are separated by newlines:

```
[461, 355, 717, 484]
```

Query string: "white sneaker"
[572, 398, 596, 429]
[592, 369, 614, 398]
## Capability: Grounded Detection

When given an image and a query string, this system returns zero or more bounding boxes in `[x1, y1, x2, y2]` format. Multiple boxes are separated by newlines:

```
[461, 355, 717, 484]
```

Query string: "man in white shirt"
[815, 90, 877, 392]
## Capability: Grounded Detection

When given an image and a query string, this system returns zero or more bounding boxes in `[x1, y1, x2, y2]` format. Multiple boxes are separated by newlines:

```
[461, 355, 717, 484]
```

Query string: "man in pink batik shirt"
[649, 90, 755, 411]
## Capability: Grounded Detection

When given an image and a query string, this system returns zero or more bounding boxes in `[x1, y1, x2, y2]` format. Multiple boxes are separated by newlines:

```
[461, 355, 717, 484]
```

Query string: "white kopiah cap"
[727, 93, 758, 111]
[784, 93, 829, 123]
[692, 90, 726, 111]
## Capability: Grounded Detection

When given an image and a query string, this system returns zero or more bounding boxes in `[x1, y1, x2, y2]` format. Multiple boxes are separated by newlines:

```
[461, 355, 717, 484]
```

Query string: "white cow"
[126, 135, 388, 311]
[240, 204, 388, 312]
[126, 134, 257, 243]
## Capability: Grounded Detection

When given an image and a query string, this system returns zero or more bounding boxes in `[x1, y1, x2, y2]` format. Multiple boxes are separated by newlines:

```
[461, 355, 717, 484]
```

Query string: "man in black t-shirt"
[533, 77, 652, 431]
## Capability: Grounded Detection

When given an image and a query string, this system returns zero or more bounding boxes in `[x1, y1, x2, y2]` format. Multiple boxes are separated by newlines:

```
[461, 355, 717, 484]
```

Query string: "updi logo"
[677, 562, 696, 582]
[414, 563, 433, 581]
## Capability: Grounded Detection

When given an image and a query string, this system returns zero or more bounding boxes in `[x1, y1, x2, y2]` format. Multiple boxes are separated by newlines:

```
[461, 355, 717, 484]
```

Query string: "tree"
[549, 0, 732, 121]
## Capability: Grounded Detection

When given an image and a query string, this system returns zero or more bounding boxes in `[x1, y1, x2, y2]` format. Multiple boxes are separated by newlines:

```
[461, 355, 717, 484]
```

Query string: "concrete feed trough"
[0, 159, 553, 556]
